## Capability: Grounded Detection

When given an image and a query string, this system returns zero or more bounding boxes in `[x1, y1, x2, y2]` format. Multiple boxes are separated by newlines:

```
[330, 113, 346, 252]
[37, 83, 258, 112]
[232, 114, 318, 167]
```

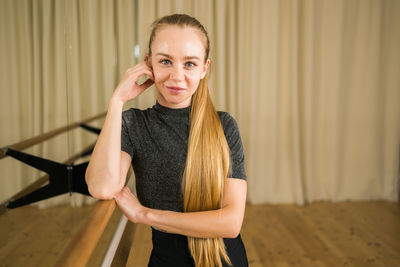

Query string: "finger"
[114, 187, 129, 199]
[141, 69, 154, 81]
[145, 68, 154, 81]
[126, 61, 151, 73]
[114, 193, 126, 205]
[130, 70, 154, 84]
[138, 78, 154, 91]
[135, 72, 154, 87]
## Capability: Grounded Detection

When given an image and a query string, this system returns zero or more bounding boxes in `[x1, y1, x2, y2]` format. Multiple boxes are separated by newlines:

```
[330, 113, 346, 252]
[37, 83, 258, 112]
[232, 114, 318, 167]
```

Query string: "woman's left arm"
[114, 178, 247, 238]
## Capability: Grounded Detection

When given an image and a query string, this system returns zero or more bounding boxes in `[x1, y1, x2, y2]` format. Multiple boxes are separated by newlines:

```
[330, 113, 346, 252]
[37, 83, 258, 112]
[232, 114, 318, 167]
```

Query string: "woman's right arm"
[85, 61, 154, 199]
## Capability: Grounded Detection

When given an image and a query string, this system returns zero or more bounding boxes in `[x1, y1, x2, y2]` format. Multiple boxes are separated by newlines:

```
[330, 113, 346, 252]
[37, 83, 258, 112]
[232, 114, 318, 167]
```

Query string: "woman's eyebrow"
[183, 55, 201, 61]
[156, 52, 172, 58]
[155, 53, 200, 61]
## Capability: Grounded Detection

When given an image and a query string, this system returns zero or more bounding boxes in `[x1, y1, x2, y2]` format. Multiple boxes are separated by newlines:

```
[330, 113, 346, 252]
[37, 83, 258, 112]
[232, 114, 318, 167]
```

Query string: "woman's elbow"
[222, 218, 242, 238]
[87, 185, 116, 200]
[86, 175, 121, 200]
[227, 224, 241, 238]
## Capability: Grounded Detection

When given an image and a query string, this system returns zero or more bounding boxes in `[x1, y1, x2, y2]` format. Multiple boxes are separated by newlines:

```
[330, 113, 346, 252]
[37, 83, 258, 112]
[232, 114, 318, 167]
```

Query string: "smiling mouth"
[166, 86, 186, 94]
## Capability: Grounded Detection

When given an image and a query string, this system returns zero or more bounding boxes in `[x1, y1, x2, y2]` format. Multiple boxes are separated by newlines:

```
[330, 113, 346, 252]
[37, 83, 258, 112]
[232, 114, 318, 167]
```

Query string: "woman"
[86, 14, 248, 267]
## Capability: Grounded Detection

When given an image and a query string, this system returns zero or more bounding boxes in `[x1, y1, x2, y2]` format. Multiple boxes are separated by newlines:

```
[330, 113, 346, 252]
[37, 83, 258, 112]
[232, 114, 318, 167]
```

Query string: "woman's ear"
[145, 54, 152, 68]
[200, 59, 210, 79]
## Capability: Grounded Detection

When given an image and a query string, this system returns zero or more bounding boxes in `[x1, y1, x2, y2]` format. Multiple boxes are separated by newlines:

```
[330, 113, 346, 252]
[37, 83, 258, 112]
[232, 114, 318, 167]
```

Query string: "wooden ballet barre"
[57, 200, 116, 267]
[56, 168, 133, 267]
[1, 111, 134, 265]
[0, 112, 106, 160]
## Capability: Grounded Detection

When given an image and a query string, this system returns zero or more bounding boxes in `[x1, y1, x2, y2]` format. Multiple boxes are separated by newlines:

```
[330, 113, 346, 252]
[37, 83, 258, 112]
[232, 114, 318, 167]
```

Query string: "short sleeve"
[219, 112, 247, 180]
[121, 110, 134, 159]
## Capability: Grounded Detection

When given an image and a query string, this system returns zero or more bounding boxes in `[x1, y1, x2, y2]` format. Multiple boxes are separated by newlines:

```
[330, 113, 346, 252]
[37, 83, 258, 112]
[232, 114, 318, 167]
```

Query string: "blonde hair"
[148, 14, 232, 267]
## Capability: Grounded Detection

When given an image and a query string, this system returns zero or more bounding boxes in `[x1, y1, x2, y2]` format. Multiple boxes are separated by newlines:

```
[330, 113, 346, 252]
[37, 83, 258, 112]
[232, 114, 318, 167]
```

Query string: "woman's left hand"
[114, 187, 145, 223]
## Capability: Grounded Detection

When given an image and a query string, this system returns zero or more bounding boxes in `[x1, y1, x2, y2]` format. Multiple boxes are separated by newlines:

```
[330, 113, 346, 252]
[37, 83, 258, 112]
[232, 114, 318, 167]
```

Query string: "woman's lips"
[166, 86, 186, 94]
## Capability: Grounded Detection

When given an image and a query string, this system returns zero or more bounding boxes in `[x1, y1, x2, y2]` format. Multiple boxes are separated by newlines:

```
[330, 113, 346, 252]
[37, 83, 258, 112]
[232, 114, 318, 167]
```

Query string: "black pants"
[148, 227, 249, 267]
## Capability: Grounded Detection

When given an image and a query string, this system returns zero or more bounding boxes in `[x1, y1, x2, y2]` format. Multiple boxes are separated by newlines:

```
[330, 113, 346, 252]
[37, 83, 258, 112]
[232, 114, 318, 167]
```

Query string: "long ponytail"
[183, 71, 232, 267]
[148, 14, 232, 267]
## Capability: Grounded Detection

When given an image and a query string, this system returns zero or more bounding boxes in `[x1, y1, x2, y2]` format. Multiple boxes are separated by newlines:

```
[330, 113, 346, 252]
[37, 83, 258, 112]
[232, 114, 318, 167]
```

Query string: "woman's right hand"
[113, 61, 154, 104]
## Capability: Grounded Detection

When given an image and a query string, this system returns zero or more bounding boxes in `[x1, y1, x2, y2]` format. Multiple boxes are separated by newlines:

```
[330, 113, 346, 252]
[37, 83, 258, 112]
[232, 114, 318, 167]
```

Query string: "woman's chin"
[158, 94, 191, 108]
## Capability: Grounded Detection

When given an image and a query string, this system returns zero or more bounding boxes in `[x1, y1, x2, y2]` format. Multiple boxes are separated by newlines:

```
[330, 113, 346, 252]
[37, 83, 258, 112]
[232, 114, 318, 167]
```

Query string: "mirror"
[0, 0, 139, 265]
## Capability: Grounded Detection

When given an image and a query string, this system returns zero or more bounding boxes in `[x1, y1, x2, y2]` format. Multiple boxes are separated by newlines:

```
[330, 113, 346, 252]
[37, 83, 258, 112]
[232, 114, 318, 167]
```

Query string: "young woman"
[86, 14, 248, 267]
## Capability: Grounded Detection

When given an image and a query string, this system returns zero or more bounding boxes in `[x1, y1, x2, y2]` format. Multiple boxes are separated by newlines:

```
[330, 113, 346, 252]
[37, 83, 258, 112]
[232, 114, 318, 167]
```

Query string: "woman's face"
[149, 25, 210, 109]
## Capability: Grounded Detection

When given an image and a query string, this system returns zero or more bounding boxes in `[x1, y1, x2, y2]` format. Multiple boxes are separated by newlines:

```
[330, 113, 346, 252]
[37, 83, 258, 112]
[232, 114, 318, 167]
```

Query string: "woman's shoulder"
[217, 111, 240, 136]
[217, 111, 238, 125]
[122, 106, 151, 115]
[122, 106, 154, 121]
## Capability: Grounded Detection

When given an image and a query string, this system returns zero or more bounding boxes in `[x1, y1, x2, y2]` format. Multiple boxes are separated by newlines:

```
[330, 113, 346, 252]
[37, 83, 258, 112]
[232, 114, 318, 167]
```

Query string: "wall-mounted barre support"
[0, 143, 97, 215]
[5, 148, 91, 209]
[0, 112, 106, 210]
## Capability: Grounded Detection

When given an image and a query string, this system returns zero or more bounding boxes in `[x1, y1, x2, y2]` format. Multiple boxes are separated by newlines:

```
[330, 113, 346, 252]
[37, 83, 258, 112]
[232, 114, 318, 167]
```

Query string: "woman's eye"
[185, 62, 196, 68]
[160, 59, 171, 65]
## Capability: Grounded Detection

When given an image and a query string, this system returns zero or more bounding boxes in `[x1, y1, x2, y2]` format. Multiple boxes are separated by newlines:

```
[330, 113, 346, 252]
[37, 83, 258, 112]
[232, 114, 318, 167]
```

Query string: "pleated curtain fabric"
[0, 0, 399, 207]
[236, 0, 400, 204]
[0, 0, 71, 206]
[0, 0, 138, 207]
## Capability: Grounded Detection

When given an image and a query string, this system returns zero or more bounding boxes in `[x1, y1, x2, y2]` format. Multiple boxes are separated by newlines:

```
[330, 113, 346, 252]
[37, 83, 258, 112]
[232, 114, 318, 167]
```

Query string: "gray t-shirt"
[121, 102, 246, 212]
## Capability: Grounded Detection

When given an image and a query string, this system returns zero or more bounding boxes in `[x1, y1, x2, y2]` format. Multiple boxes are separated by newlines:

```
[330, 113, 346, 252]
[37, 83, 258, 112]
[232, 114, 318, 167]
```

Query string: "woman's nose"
[169, 65, 184, 81]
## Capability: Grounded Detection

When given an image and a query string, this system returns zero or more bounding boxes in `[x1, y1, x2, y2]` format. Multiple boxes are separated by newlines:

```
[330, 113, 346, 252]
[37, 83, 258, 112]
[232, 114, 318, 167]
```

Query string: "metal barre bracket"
[5, 148, 92, 209]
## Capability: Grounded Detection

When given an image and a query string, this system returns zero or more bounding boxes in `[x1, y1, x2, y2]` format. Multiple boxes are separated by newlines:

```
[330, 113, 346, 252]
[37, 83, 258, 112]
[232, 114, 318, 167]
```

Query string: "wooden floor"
[1, 201, 399, 266]
[0, 200, 122, 267]
[126, 201, 400, 267]
[239, 201, 400, 267]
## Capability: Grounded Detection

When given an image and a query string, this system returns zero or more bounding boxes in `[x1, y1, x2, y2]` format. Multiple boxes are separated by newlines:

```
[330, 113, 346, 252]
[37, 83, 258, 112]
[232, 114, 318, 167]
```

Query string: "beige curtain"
[0, 0, 70, 205]
[237, 0, 400, 204]
[0, 0, 138, 207]
[1, 0, 399, 206]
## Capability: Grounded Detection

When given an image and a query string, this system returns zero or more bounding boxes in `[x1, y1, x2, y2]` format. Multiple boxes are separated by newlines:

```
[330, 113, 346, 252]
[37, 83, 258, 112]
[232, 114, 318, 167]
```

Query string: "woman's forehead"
[152, 26, 206, 59]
